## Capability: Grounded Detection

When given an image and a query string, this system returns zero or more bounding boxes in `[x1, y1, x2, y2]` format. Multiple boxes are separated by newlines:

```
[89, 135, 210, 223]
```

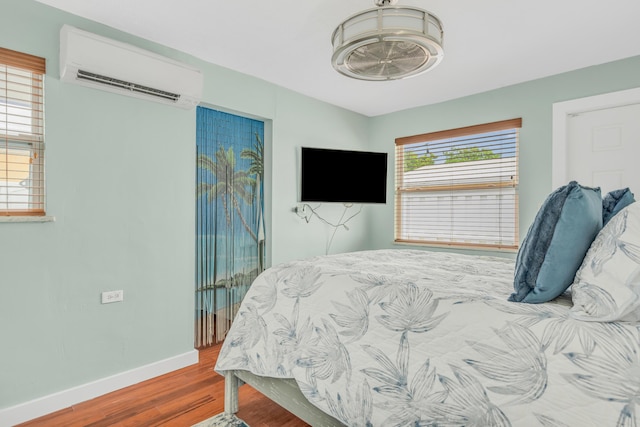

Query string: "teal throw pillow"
[602, 188, 635, 226]
[509, 181, 603, 303]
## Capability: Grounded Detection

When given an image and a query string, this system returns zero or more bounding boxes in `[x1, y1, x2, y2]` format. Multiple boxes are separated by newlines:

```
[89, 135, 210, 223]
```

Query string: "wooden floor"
[18, 343, 310, 427]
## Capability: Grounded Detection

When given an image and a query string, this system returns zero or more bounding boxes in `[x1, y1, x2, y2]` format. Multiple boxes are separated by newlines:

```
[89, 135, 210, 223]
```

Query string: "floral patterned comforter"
[215, 249, 640, 427]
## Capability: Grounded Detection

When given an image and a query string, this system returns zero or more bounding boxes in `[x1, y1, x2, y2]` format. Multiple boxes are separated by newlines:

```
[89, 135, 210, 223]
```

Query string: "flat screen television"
[300, 147, 387, 204]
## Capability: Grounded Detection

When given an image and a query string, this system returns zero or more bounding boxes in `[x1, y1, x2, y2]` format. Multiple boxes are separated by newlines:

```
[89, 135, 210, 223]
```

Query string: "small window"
[0, 47, 45, 216]
[395, 118, 521, 250]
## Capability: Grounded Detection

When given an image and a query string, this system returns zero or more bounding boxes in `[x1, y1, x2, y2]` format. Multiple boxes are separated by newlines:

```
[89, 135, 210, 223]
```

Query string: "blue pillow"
[509, 181, 602, 303]
[602, 188, 635, 226]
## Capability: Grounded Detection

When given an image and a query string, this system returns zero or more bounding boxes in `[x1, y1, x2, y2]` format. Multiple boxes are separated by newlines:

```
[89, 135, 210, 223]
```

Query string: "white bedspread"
[215, 249, 640, 426]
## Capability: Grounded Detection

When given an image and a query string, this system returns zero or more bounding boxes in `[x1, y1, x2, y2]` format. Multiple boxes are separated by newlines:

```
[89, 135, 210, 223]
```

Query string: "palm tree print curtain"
[196, 107, 265, 347]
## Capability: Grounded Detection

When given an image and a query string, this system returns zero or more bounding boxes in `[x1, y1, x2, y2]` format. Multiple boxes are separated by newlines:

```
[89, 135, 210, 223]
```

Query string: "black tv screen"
[300, 147, 387, 204]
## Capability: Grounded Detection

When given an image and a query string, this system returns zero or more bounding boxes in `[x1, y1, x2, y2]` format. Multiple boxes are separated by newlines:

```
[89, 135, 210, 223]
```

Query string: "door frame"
[552, 87, 640, 190]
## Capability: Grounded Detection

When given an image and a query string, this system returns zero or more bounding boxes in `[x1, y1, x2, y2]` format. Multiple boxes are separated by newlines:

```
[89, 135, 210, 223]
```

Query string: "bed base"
[224, 370, 344, 426]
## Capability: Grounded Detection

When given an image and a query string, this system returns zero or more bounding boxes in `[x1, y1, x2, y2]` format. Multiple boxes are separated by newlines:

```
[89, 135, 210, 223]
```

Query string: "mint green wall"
[268, 89, 371, 260]
[0, 0, 369, 409]
[367, 56, 640, 255]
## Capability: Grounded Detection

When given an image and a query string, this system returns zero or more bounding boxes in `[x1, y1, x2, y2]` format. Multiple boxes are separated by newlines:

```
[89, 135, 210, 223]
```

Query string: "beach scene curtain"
[196, 106, 265, 347]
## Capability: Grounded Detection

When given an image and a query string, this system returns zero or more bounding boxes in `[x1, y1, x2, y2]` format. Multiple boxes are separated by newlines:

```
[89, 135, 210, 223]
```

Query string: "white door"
[566, 103, 640, 194]
[553, 87, 640, 194]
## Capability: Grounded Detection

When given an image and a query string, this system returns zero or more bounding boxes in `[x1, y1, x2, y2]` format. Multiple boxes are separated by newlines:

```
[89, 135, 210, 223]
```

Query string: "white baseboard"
[0, 349, 199, 427]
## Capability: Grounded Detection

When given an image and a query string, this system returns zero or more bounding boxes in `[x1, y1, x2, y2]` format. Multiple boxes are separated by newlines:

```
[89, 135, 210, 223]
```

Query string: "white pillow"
[570, 201, 640, 322]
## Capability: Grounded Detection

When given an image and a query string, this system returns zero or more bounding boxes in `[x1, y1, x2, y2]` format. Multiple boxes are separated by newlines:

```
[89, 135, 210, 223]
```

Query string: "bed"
[215, 185, 640, 426]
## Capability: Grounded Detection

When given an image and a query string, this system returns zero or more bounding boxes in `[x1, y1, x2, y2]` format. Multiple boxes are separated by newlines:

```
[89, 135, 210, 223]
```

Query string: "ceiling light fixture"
[331, 0, 444, 81]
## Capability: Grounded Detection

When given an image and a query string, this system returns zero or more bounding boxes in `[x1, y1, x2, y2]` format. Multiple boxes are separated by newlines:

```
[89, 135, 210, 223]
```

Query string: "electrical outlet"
[101, 290, 124, 304]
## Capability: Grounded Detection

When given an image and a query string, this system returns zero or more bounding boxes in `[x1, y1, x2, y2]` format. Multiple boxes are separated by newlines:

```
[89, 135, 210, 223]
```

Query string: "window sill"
[0, 216, 56, 223]
[393, 240, 519, 254]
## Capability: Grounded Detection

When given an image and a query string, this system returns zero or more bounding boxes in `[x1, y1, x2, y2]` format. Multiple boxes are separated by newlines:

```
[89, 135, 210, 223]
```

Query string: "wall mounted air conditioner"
[59, 24, 203, 109]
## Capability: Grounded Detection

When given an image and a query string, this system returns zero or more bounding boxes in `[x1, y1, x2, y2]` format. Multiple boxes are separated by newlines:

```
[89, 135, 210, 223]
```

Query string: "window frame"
[394, 118, 522, 251]
[0, 47, 46, 217]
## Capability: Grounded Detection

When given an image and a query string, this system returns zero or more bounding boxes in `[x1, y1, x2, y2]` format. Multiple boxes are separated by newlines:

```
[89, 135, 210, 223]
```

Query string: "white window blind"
[395, 118, 521, 250]
[0, 47, 45, 216]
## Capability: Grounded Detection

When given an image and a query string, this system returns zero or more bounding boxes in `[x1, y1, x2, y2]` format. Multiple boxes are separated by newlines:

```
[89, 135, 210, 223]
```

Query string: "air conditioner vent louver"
[76, 70, 181, 102]
[60, 25, 203, 109]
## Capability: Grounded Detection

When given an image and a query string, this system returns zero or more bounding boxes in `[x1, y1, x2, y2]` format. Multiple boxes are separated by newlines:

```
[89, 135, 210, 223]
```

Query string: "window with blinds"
[0, 47, 45, 216]
[395, 118, 521, 250]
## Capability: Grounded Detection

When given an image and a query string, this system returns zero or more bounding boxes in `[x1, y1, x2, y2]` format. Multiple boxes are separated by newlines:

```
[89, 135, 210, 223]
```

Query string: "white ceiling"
[36, 0, 640, 117]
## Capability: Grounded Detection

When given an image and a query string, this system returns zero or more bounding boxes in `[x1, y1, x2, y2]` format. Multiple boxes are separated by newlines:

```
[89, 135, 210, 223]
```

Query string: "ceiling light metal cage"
[331, 0, 444, 81]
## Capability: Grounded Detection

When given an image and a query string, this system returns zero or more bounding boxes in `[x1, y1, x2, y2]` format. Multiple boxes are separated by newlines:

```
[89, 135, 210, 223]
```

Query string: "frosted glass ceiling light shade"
[331, 0, 444, 81]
